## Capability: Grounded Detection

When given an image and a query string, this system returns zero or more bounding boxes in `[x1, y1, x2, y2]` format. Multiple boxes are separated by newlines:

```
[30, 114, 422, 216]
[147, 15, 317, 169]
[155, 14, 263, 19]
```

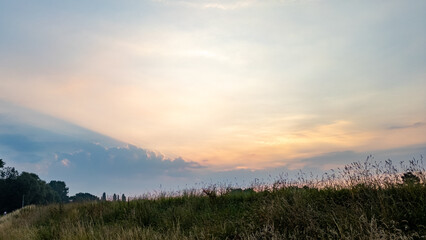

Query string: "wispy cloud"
[61, 158, 70, 167]
[152, 0, 313, 10]
[388, 122, 425, 130]
[151, 0, 260, 10]
[200, 1, 258, 10]
[0, 0, 425, 194]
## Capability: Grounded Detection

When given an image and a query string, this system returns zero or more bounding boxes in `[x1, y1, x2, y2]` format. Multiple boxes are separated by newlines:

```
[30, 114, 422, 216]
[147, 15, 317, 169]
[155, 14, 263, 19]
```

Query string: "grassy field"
[0, 159, 425, 240]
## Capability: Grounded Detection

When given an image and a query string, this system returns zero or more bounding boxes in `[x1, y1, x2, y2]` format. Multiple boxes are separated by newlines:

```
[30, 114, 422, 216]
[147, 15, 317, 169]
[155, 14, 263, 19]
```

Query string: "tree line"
[0, 159, 98, 213]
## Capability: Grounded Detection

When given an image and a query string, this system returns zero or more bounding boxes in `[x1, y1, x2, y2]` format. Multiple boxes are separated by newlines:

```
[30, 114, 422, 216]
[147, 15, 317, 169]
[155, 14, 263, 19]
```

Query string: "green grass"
[1, 159, 425, 239]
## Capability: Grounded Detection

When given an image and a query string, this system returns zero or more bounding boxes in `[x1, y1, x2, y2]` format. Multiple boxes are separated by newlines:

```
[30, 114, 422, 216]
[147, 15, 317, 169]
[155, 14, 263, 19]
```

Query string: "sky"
[0, 0, 425, 196]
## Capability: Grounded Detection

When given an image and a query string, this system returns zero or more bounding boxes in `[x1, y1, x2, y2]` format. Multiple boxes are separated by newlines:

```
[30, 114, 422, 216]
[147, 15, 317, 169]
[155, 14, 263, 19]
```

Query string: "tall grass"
[0, 157, 425, 239]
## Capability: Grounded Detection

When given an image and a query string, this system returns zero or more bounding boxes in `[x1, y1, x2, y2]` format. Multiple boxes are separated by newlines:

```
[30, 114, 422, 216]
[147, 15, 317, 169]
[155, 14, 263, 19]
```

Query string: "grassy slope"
[0, 182, 425, 240]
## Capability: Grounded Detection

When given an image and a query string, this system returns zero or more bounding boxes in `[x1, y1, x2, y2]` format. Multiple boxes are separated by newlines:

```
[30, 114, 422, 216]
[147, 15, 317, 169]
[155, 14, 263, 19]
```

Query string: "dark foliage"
[0, 159, 70, 212]
[70, 192, 99, 202]
[48, 181, 69, 203]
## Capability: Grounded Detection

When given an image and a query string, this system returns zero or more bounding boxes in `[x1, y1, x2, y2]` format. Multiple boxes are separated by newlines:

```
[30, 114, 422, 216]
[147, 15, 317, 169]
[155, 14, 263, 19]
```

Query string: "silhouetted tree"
[101, 192, 106, 201]
[0, 159, 69, 212]
[0, 159, 18, 179]
[16, 172, 56, 205]
[49, 181, 69, 203]
[0, 166, 19, 179]
[70, 193, 99, 202]
[121, 194, 126, 202]
[113, 194, 117, 201]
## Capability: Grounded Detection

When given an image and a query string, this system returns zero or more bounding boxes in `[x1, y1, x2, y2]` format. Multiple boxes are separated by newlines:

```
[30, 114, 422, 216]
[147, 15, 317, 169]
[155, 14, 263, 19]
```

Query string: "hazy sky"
[0, 1, 425, 194]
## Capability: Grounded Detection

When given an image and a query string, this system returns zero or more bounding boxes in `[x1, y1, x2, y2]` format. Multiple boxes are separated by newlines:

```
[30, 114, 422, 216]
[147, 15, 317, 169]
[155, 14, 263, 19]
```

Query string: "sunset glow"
[0, 0, 425, 194]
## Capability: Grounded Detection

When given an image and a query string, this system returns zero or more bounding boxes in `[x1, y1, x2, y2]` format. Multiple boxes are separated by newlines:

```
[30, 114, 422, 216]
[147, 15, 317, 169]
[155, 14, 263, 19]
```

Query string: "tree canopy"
[49, 181, 69, 203]
[0, 159, 70, 212]
[70, 193, 99, 202]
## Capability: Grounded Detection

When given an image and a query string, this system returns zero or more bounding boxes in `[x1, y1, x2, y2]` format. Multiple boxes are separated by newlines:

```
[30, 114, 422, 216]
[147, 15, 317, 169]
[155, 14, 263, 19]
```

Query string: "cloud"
[0, 103, 204, 194]
[388, 122, 425, 130]
[1, 0, 425, 170]
[298, 145, 426, 170]
[152, 0, 305, 10]
[54, 143, 203, 178]
[61, 158, 70, 167]
[151, 0, 259, 10]
[1, 0, 426, 195]
[201, 1, 258, 10]
[1, 103, 424, 196]
[0, 134, 43, 153]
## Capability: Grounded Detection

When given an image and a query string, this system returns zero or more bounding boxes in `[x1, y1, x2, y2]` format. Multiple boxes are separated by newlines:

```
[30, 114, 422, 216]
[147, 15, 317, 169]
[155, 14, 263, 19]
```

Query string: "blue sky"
[0, 0, 425, 195]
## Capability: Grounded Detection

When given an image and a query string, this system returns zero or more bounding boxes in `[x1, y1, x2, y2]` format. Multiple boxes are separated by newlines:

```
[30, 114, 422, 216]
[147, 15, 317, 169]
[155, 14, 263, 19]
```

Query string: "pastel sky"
[0, 1, 425, 195]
